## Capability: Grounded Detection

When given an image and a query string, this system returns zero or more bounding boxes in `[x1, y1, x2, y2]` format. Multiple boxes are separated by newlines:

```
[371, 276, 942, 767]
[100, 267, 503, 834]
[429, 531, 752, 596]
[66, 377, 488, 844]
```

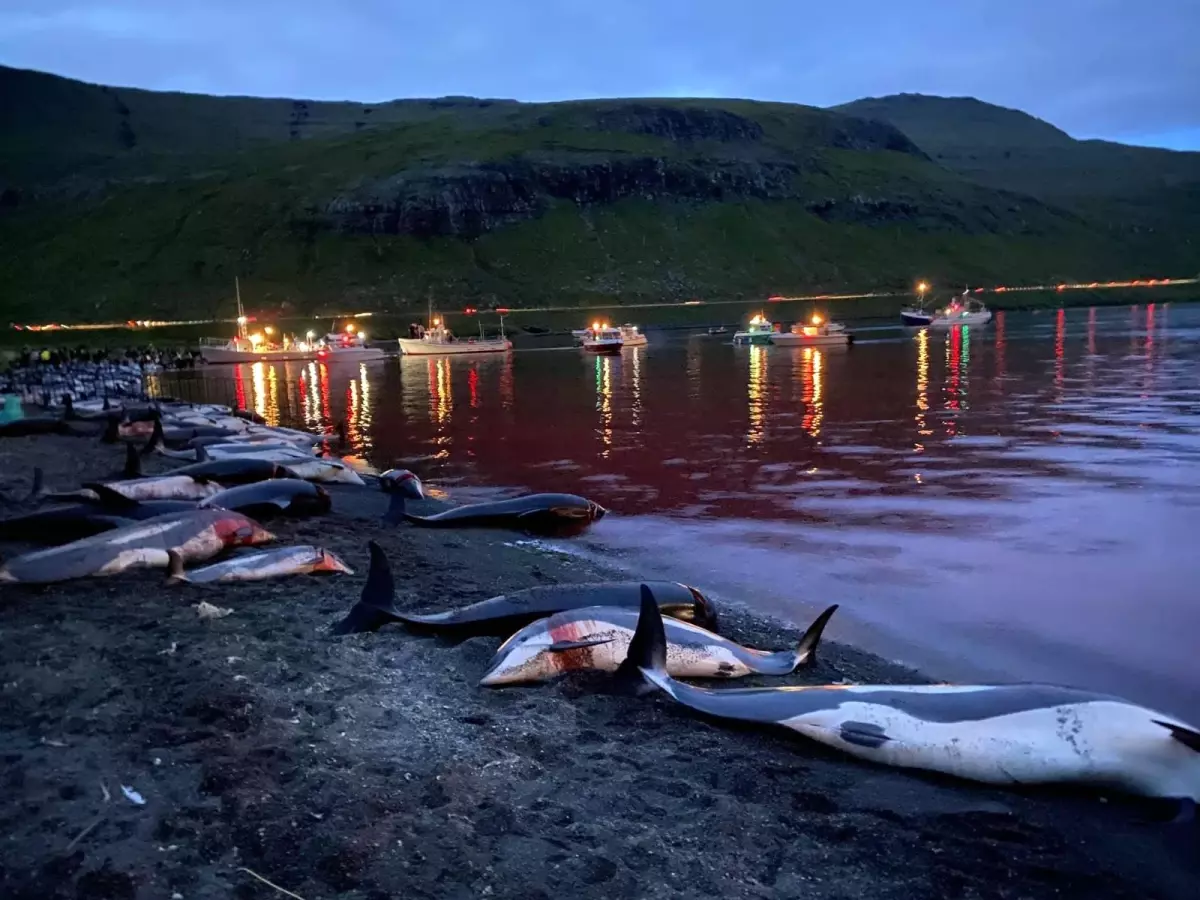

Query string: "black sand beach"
[1, 436, 1198, 899]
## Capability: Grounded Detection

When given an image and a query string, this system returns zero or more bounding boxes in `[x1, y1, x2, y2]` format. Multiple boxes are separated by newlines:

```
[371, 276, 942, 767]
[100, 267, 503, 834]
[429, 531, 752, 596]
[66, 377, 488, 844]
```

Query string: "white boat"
[397, 312, 512, 356]
[618, 324, 648, 347]
[769, 314, 852, 347]
[929, 293, 993, 328]
[732, 313, 777, 346]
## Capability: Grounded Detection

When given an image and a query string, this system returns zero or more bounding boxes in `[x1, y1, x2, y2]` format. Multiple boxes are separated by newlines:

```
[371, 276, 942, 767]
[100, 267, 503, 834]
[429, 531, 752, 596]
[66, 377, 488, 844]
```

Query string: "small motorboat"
[707, 325, 728, 336]
[732, 313, 777, 346]
[769, 313, 852, 347]
[900, 306, 934, 327]
[580, 322, 624, 354]
[929, 293, 993, 328]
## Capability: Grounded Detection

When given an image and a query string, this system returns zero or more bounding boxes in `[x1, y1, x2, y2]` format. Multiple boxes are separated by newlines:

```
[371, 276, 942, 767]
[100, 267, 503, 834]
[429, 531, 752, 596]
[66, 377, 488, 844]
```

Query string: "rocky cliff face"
[315, 103, 1010, 240]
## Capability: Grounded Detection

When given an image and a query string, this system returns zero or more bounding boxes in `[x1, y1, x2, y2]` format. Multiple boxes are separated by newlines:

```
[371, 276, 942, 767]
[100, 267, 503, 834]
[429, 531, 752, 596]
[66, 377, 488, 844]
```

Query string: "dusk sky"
[3, 0, 1198, 150]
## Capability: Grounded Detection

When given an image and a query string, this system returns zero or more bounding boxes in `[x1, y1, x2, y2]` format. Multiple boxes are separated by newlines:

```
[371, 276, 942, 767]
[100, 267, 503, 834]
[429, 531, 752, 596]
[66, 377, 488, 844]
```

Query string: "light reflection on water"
[185, 304, 1200, 721]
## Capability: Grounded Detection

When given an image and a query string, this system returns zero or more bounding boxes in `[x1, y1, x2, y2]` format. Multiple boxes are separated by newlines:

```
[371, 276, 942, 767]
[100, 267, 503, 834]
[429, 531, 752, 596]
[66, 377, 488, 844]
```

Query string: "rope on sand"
[238, 867, 311, 900]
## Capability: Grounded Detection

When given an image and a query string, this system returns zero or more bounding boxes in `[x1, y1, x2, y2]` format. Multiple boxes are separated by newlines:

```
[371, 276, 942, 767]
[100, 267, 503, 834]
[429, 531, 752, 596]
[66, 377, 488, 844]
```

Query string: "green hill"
[833, 94, 1200, 224]
[1, 67, 1195, 323]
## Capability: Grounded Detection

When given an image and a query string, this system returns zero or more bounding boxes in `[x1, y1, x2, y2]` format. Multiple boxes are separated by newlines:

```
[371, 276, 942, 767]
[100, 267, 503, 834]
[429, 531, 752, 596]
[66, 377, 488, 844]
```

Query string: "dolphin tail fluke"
[790, 603, 839, 670]
[141, 417, 164, 457]
[614, 584, 672, 696]
[123, 442, 142, 478]
[331, 540, 403, 634]
[166, 550, 188, 583]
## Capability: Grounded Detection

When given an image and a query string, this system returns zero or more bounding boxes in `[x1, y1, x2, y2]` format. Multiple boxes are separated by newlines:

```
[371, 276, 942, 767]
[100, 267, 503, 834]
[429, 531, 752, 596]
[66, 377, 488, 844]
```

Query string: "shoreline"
[3, 290, 1196, 354]
[2, 436, 1198, 899]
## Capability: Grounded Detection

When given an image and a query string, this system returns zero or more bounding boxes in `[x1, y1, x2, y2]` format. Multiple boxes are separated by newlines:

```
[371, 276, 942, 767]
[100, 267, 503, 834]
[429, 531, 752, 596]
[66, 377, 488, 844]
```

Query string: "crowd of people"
[4, 344, 204, 371]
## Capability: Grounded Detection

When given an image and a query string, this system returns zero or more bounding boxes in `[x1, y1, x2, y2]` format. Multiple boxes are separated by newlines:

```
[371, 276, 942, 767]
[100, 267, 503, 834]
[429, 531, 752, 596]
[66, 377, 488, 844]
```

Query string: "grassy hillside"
[833, 94, 1200, 225]
[1, 68, 1196, 323]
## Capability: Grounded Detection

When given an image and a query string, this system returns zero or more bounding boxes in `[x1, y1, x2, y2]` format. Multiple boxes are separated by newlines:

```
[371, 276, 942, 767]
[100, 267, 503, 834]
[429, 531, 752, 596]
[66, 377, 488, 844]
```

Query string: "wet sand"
[1, 436, 1198, 900]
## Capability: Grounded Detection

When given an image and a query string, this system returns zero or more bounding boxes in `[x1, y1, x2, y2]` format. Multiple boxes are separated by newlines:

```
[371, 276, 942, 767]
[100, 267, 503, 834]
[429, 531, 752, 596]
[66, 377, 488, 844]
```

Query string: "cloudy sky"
[3, 0, 1197, 150]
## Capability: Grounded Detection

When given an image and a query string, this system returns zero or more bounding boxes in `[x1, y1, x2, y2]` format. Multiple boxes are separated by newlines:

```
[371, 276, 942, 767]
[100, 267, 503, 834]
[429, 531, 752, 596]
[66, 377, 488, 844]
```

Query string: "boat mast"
[235, 277, 246, 340]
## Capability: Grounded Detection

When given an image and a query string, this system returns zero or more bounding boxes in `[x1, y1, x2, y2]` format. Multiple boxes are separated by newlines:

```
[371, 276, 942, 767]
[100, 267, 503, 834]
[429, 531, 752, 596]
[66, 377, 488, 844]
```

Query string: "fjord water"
[207, 304, 1200, 721]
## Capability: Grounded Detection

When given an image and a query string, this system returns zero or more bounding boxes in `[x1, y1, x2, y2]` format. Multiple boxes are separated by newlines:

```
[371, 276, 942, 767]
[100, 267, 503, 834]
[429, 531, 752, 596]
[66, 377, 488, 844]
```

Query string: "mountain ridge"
[1, 65, 1195, 322]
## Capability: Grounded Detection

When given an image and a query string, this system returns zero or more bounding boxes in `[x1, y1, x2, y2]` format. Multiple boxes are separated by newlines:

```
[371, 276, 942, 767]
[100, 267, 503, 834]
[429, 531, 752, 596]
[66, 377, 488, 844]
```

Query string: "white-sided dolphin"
[479, 602, 837, 686]
[166, 545, 352, 583]
[624, 586, 1200, 809]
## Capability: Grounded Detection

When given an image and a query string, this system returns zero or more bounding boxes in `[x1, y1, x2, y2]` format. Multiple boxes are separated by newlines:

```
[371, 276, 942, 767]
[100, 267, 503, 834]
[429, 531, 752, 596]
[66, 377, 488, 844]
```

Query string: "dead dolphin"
[197, 479, 332, 520]
[166, 545, 352, 583]
[0, 509, 274, 584]
[0, 505, 135, 544]
[479, 603, 837, 686]
[622, 587, 1200, 811]
[385, 492, 606, 537]
[167, 457, 297, 486]
[331, 541, 718, 636]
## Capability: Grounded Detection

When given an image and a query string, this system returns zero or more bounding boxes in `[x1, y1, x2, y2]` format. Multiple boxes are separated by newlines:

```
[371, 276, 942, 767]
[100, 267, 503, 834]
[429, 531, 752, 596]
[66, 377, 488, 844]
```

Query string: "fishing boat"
[732, 313, 777, 346]
[929, 292, 993, 328]
[769, 313, 852, 347]
[397, 309, 512, 357]
[578, 322, 646, 353]
[198, 279, 383, 364]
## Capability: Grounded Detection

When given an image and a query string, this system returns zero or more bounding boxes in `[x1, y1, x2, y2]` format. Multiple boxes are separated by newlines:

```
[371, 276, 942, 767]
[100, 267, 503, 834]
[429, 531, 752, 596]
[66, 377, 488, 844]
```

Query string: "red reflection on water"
[1054, 307, 1066, 393]
[234, 365, 246, 411]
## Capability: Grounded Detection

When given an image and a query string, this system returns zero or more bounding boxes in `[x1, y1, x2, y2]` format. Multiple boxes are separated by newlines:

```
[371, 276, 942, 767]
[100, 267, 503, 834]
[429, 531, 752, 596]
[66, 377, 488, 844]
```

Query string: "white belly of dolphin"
[781, 691, 1200, 799]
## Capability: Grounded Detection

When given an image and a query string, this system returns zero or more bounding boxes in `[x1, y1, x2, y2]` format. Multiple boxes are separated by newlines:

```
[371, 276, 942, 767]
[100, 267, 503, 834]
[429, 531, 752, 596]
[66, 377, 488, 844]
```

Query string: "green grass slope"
[833, 94, 1200, 224]
[0, 69, 1195, 323]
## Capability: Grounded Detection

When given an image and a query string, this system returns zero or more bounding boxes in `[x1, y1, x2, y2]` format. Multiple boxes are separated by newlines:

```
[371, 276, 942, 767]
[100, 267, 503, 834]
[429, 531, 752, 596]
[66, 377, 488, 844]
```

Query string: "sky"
[2, 0, 1198, 150]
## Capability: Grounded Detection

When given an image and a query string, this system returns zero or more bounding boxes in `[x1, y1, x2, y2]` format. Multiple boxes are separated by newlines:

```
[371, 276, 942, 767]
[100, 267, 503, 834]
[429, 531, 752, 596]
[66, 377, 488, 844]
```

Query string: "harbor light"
[917, 281, 929, 295]
[432, 317, 441, 327]
[306, 330, 316, 340]
[237, 315, 248, 326]
[358, 331, 368, 341]
[249, 332, 264, 347]
[264, 326, 275, 335]
[811, 313, 823, 325]
[345, 323, 356, 333]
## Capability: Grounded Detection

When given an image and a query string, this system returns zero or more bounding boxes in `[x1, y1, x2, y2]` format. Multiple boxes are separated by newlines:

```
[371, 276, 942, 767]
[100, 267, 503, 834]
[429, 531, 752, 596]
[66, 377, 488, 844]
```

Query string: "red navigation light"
[495, 307, 510, 314]
[464, 307, 477, 315]
[317, 349, 328, 358]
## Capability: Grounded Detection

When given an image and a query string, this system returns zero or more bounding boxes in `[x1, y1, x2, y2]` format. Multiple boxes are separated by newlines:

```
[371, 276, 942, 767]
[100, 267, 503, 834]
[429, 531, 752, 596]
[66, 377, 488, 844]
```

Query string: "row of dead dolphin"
[334, 546, 1200, 820]
[2, 400, 1199, 823]
[0, 398, 610, 584]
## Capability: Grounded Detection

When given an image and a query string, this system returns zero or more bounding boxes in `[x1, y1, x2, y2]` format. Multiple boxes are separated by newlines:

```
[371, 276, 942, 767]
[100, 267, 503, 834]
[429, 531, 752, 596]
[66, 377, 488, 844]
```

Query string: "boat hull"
[769, 333, 851, 347]
[929, 311, 993, 328]
[583, 340, 623, 354]
[900, 310, 934, 327]
[732, 332, 774, 346]
[622, 334, 649, 348]
[201, 348, 317, 364]
[397, 338, 512, 356]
